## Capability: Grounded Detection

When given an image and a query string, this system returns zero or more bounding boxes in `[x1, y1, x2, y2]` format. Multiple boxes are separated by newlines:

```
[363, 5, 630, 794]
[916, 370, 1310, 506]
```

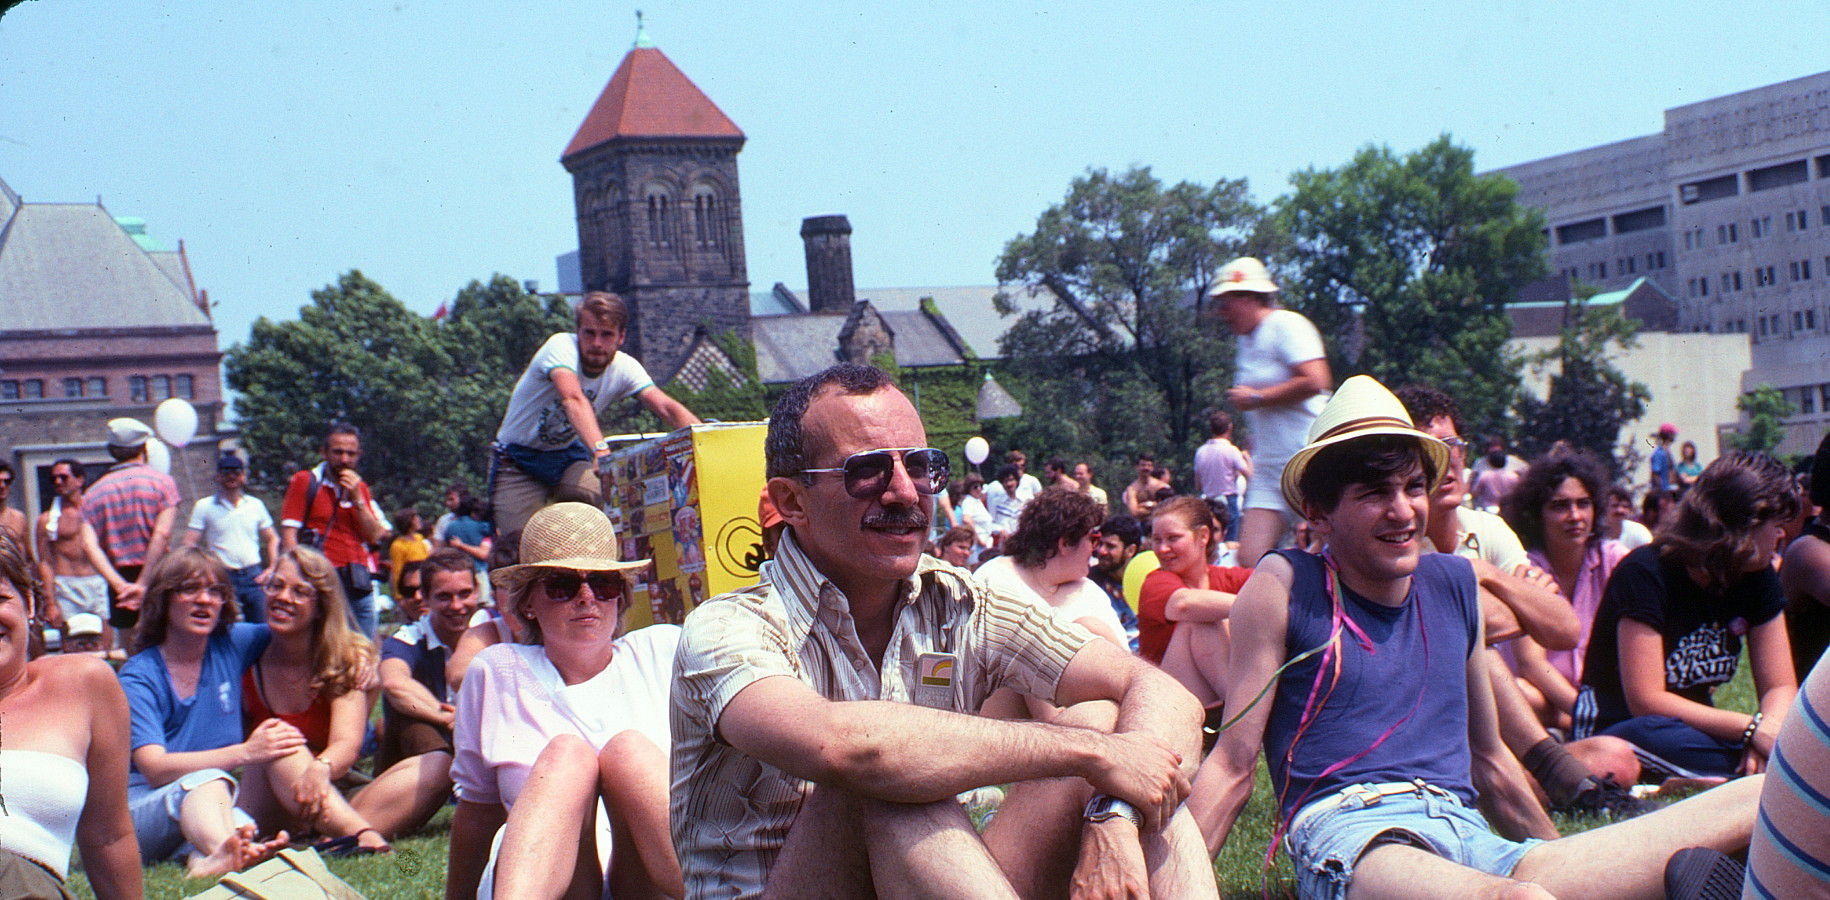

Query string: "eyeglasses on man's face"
[800, 447, 950, 500]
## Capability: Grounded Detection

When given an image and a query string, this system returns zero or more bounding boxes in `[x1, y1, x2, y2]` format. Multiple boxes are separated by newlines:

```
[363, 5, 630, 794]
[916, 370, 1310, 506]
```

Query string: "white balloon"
[964, 436, 990, 466]
[146, 439, 171, 475]
[154, 398, 199, 448]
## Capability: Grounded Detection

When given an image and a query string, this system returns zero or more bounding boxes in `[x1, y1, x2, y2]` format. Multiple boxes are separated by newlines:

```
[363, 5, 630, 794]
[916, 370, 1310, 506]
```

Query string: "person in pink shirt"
[1499, 448, 1628, 730]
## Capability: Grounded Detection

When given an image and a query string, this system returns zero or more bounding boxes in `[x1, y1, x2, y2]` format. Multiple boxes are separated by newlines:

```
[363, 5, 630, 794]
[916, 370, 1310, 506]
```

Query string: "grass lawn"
[68, 657, 1762, 898]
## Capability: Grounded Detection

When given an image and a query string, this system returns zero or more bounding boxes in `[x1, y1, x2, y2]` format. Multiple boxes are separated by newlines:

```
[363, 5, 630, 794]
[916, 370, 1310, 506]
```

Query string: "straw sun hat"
[489, 502, 649, 616]
[1278, 375, 1450, 512]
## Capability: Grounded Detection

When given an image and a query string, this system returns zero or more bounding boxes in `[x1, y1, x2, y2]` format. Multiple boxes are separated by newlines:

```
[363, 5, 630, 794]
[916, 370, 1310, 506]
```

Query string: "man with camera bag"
[280, 422, 388, 636]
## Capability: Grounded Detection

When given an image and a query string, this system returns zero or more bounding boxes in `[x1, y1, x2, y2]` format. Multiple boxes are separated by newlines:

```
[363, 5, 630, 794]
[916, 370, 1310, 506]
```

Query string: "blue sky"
[5, 1, 1829, 352]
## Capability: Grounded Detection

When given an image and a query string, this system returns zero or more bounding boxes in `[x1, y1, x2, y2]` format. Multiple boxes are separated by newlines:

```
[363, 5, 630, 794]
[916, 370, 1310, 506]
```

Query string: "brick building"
[0, 176, 228, 516]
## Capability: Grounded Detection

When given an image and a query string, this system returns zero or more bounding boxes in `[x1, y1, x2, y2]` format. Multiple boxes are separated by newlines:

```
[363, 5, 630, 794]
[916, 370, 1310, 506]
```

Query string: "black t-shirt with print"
[1580, 543, 1784, 729]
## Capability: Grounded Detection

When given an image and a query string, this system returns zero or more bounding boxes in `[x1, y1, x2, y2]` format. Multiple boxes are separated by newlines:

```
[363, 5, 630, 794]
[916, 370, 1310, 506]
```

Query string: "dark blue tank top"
[1263, 550, 1481, 820]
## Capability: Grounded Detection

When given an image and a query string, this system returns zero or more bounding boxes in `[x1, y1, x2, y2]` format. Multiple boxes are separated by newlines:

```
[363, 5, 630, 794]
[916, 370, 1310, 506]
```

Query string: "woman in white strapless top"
[0, 531, 141, 898]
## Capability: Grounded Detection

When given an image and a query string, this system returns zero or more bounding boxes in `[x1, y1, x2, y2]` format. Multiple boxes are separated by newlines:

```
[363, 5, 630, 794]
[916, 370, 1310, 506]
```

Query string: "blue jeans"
[1600, 714, 1744, 779]
[1287, 782, 1542, 899]
[346, 583, 376, 638]
[1221, 494, 1241, 542]
[230, 564, 265, 623]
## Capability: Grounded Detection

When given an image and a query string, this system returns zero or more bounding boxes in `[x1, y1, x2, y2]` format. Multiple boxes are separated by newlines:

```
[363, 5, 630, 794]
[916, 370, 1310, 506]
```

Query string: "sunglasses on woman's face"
[800, 447, 950, 500]
[538, 570, 624, 602]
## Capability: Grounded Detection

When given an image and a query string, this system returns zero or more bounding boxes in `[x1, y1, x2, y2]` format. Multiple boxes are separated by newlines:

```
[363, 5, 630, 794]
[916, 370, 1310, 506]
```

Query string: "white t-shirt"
[1440, 506, 1530, 572]
[1234, 309, 1328, 467]
[1616, 518, 1654, 550]
[186, 493, 273, 570]
[973, 555, 1126, 647]
[451, 625, 678, 810]
[984, 474, 1041, 534]
[1193, 438, 1248, 499]
[495, 333, 656, 450]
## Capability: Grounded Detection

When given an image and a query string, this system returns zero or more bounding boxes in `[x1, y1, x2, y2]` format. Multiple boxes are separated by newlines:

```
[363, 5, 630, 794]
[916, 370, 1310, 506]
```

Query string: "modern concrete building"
[0, 176, 230, 516]
[1496, 71, 1830, 456]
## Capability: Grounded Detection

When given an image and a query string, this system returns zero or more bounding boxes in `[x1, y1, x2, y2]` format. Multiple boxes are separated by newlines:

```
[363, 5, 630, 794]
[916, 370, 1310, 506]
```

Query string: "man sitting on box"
[671, 363, 1215, 899]
[490, 291, 700, 536]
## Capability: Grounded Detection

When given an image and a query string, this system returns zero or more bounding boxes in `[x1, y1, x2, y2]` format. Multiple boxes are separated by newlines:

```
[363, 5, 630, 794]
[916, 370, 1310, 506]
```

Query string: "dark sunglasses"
[538, 569, 624, 602]
[397, 581, 421, 597]
[800, 447, 950, 500]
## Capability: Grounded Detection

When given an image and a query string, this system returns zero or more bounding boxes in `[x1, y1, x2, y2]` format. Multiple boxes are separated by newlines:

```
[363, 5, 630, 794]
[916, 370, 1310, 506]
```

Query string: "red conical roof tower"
[562, 36, 742, 161]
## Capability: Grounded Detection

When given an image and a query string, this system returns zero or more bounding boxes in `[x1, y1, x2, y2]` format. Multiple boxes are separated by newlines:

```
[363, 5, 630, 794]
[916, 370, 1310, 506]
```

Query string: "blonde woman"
[236, 546, 391, 854]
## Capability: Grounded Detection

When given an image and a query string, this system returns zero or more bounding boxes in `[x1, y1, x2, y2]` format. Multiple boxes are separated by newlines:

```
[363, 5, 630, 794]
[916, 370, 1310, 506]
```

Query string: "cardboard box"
[602, 422, 767, 628]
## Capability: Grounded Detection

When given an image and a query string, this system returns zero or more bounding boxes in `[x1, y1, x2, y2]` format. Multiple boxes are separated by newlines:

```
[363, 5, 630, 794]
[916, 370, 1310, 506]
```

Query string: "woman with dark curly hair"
[1499, 448, 1625, 728]
[1575, 452, 1800, 779]
[973, 487, 1125, 647]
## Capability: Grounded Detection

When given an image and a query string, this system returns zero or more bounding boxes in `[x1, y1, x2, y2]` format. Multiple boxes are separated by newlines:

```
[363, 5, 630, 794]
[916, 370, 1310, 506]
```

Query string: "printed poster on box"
[604, 422, 767, 630]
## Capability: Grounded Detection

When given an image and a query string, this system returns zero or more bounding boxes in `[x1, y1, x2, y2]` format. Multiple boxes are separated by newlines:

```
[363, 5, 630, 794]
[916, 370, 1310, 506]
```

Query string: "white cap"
[65, 613, 104, 637]
[106, 418, 153, 448]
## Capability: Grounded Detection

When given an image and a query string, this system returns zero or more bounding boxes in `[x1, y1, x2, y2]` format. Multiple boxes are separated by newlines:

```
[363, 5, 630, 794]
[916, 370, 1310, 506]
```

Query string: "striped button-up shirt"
[669, 530, 1092, 899]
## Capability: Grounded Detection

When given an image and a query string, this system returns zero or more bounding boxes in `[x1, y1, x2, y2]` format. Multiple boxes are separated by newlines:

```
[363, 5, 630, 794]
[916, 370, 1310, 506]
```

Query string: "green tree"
[993, 166, 1266, 474]
[224, 272, 576, 513]
[1511, 287, 1650, 472]
[224, 270, 454, 509]
[1278, 135, 1547, 435]
[1729, 384, 1796, 454]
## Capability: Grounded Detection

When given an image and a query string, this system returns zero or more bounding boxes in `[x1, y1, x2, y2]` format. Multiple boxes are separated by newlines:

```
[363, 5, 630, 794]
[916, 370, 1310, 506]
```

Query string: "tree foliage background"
[1277, 135, 1548, 437]
[992, 166, 1269, 488]
[1511, 288, 1651, 474]
[1729, 385, 1797, 454]
[224, 271, 572, 512]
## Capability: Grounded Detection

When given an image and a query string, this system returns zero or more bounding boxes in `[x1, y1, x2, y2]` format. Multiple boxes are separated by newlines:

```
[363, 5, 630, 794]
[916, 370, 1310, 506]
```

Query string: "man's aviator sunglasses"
[800, 447, 950, 499]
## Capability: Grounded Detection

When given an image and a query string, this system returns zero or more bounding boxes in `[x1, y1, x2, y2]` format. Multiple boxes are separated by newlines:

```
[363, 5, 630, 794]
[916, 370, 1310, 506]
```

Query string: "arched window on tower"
[693, 191, 722, 250]
[646, 192, 672, 247]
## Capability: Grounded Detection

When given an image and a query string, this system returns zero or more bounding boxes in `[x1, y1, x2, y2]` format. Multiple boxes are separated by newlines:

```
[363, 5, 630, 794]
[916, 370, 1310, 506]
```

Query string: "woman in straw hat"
[446, 502, 682, 900]
[1209, 255, 1332, 569]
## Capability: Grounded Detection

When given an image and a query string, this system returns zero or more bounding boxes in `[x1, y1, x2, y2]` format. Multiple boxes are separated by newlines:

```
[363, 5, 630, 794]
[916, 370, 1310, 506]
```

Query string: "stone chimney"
[801, 214, 855, 313]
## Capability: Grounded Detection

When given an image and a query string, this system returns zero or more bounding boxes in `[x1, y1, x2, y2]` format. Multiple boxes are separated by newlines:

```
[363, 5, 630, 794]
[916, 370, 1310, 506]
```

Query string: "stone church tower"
[561, 32, 749, 380]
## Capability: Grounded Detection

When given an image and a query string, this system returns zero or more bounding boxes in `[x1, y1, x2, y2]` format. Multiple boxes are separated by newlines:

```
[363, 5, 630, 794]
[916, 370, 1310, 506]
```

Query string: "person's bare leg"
[1508, 775, 1763, 898]
[764, 784, 1017, 900]
[187, 824, 291, 879]
[1236, 508, 1288, 568]
[1143, 808, 1221, 898]
[181, 779, 288, 878]
[494, 735, 604, 900]
[351, 751, 454, 838]
[1349, 843, 1552, 899]
[1158, 620, 1229, 709]
[598, 731, 682, 899]
[984, 701, 1116, 896]
[255, 749, 390, 850]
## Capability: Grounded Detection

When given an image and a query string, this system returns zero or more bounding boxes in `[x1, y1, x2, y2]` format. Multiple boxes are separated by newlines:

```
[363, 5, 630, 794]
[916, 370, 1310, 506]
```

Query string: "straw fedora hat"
[1279, 375, 1450, 512]
[489, 502, 649, 604]
[1206, 256, 1279, 297]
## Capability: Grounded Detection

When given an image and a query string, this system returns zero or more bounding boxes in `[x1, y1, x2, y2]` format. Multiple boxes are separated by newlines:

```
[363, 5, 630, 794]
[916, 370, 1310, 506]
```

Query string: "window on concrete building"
[22, 380, 42, 400]
[175, 374, 194, 399]
[1821, 384, 1830, 410]
[1612, 206, 1666, 233]
[1718, 222, 1740, 244]
[1681, 174, 1739, 204]
[1757, 265, 1777, 287]
[1555, 219, 1607, 244]
[1804, 387, 1817, 415]
[1751, 216, 1772, 239]
[1748, 159, 1809, 192]
[129, 376, 148, 403]
[1786, 209, 1809, 231]
[151, 375, 170, 401]
[1734, 271, 1744, 290]
[1809, 309, 1820, 331]
[85, 376, 105, 397]
[0, 381, 15, 401]
[1621, 257, 1636, 275]
[62, 377, 82, 398]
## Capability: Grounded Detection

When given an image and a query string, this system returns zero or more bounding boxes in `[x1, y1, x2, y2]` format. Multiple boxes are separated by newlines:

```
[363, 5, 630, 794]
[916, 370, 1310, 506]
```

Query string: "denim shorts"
[128, 768, 255, 862]
[1286, 782, 1544, 899]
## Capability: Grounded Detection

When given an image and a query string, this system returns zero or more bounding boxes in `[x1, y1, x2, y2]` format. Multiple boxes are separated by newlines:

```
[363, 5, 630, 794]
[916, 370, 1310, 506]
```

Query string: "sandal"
[314, 828, 392, 858]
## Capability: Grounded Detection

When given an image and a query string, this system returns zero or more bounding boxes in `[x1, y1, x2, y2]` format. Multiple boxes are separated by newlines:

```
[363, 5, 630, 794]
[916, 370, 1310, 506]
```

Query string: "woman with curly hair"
[973, 487, 1126, 647]
[1499, 448, 1626, 728]
[0, 531, 142, 898]
[236, 546, 391, 854]
[1575, 451, 1800, 779]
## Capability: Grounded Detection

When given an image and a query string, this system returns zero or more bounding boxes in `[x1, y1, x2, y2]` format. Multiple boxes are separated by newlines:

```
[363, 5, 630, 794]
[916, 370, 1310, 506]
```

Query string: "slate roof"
[0, 199, 209, 331]
[1505, 277, 1676, 338]
[752, 284, 1051, 365]
[751, 303, 978, 384]
[562, 46, 743, 160]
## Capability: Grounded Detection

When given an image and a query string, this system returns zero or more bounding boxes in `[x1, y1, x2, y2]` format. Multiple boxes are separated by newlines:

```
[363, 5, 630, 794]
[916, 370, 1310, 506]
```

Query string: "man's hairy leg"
[763, 784, 1016, 900]
[1507, 775, 1762, 899]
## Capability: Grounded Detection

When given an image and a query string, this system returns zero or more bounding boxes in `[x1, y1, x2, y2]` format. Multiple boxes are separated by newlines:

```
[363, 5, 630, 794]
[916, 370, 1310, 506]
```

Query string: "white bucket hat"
[1280, 375, 1450, 512]
[1207, 256, 1279, 297]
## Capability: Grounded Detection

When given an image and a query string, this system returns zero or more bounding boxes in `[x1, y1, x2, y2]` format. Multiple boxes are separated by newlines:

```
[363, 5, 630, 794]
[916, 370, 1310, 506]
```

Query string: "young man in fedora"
[1187, 375, 1764, 898]
[671, 363, 1216, 898]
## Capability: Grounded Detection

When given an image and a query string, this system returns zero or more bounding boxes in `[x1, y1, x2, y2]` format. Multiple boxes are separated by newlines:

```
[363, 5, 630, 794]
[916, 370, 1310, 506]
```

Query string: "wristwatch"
[592, 437, 612, 453]
[1082, 794, 1142, 828]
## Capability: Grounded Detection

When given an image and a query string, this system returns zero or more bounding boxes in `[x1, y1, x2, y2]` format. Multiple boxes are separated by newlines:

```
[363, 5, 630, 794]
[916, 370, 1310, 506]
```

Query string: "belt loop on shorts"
[1289, 779, 1457, 838]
